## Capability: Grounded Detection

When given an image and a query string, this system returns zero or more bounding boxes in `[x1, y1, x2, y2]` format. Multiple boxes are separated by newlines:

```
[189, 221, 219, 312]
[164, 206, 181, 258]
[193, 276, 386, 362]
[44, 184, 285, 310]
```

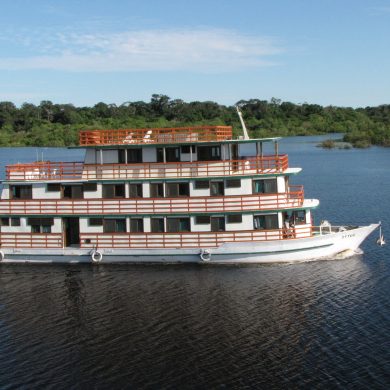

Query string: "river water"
[0, 136, 389, 388]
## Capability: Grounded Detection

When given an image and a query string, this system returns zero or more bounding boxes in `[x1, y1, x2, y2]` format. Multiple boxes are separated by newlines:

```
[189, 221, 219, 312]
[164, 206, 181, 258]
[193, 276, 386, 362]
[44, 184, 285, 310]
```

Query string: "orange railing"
[6, 161, 84, 181]
[6, 155, 288, 181]
[0, 187, 303, 216]
[0, 233, 63, 248]
[79, 126, 233, 146]
[80, 225, 313, 249]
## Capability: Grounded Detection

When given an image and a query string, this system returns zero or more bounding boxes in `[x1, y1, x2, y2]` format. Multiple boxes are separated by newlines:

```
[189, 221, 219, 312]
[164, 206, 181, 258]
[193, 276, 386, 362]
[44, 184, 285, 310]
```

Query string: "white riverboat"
[0, 124, 379, 264]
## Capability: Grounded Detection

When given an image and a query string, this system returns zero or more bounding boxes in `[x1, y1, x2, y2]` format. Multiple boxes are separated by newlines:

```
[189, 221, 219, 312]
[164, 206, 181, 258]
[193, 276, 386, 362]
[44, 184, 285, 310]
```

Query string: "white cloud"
[0, 29, 282, 72]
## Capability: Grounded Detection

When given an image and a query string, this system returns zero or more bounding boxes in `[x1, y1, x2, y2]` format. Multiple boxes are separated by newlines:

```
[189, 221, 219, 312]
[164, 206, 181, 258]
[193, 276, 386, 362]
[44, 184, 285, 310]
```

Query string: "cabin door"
[63, 217, 80, 247]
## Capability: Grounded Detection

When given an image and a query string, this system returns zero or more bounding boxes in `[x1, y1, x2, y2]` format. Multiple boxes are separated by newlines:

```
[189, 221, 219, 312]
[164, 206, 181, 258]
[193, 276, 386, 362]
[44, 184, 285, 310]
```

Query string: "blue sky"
[0, 0, 389, 107]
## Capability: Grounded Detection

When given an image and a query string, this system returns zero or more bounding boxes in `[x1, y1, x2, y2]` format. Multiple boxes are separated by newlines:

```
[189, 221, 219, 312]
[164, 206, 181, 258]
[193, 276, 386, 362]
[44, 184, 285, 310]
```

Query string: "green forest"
[0, 94, 389, 148]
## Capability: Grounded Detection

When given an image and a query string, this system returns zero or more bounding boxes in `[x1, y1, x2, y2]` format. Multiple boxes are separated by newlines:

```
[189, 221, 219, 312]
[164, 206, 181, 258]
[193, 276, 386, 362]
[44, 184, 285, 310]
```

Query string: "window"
[83, 183, 97, 192]
[253, 179, 277, 194]
[157, 147, 180, 162]
[211, 217, 225, 232]
[129, 183, 143, 198]
[11, 185, 32, 199]
[130, 218, 144, 233]
[194, 180, 210, 189]
[27, 217, 54, 233]
[226, 179, 241, 188]
[102, 184, 125, 198]
[210, 181, 224, 196]
[150, 183, 164, 198]
[0, 217, 10, 226]
[181, 145, 196, 154]
[47, 183, 61, 192]
[151, 218, 165, 233]
[166, 218, 190, 232]
[63, 185, 83, 199]
[227, 214, 242, 223]
[89, 218, 103, 226]
[166, 182, 190, 197]
[197, 146, 221, 161]
[293, 210, 306, 224]
[103, 219, 126, 233]
[254, 214, 279, 230]
[195, 216, 210, 224]
[11, 217, 21, 226]
[118, 149, 126, 164]
[127, 148, 142, 163]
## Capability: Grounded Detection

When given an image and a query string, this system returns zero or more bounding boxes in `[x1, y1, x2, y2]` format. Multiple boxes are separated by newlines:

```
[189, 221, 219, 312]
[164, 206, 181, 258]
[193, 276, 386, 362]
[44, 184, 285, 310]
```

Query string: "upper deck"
[79, 126, 233, 147]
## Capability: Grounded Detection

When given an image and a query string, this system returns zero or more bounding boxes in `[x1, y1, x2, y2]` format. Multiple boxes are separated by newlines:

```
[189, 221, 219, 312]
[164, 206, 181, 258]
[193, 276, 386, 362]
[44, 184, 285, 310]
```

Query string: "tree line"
[0, 94, 389, 147]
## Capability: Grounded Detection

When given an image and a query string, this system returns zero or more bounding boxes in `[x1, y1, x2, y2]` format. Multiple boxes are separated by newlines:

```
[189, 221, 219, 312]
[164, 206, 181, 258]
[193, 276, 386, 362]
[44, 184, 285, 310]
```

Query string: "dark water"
[0, 138, 389, 389]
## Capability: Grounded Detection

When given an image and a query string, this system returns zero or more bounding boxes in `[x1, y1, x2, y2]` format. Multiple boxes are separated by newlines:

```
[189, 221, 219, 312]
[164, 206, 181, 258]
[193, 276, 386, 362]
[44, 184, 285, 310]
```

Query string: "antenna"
[236, 106, 250, 140]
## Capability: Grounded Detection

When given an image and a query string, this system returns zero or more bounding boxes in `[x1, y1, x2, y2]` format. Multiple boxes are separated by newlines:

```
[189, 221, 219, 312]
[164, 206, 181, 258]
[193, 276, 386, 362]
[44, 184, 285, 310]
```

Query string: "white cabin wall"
[0, 217, 28, 233]
[190, 182, 210, 197]
[224, 178, 252, 196]
[277, 176, 286, 193]
[1, 185, 9, 200]
[142, 182, 150, 197]
[225, 214, 253, 231]
[79, 217, 103, 233]
[83, 183, 102, 199]
[33, 183, 62, 199]
[143, 217, 151, 232]
[191, 216, 211, 232]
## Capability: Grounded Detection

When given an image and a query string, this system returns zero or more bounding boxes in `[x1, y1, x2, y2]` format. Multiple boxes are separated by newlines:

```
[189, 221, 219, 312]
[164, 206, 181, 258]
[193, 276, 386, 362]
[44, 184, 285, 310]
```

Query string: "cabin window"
[211, 217, 225, 232]
[1, 217, 21, 227]
[195, 216, 210, 225]
[194, 180, 210, 189]
[130, 218, 144, 233]
[0, 217, 10, 226]
[289, 210, 306, 225]
[166, 218, 190, 232]
[150, 183, 164, 198]
[226, 179, 241, 188]
[102, 183, 125, 198]
[166, 182, 190, 197]
[103, 218, 126, 233]
[197, 146, 221, 161]
[129, 183, 143, 198]
[210, 181, 224, 196]
[227, 214, 242, 224]
[181, 145, 196, 154]
[157, 147, 180, 162]
[118, 149, 126, 164]
[11, 185, 32, 199]
[89, 218, 103, 226]
[254, 214, 279, 230]
[127, 148, 143, 163]
[151, 218, 165, 233]
[28, 217, 54, 233]
[47, 183, 61, 192]
[63, 185, 83, 199]
[83, 182, 97, 192]
[253, 179, 277, 194]
[11, 217, 21, 226]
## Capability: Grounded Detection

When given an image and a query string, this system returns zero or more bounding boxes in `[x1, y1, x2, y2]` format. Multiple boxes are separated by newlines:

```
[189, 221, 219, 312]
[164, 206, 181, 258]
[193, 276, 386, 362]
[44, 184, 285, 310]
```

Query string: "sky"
[0, 0, 389, 107]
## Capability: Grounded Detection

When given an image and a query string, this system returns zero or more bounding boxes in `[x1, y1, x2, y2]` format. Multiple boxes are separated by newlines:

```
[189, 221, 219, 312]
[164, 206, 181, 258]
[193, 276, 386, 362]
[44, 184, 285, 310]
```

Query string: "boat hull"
[0, 224, 379, 264]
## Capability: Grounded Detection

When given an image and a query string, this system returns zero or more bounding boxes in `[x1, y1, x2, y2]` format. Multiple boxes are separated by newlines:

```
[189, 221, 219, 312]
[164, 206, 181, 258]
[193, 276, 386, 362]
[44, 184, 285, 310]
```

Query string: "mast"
[236, 106, 250, 140]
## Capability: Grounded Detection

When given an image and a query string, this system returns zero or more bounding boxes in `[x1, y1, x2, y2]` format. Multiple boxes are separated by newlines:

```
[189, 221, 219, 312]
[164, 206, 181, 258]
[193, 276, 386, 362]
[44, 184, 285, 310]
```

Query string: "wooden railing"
[0, 187, 304, 215]
[0, 233, 63, 248]
[6, 161, 84, 181]
[79, 126, 233, 146]
[80, 225, 313, 249]
[6, 155, 288, 181]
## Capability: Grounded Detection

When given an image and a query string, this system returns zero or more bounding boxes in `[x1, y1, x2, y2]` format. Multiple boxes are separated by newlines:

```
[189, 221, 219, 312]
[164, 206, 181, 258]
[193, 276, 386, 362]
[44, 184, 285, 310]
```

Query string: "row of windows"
[9, 179, 278, 200]
[107, 145, 221, 164]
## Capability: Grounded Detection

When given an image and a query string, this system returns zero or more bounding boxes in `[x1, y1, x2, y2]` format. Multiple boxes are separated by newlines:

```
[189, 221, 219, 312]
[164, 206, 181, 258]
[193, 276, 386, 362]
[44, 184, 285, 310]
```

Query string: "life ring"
[0, 250, 4, 262]
[200, 249, 211, 262]
[91, 250, 103, 263]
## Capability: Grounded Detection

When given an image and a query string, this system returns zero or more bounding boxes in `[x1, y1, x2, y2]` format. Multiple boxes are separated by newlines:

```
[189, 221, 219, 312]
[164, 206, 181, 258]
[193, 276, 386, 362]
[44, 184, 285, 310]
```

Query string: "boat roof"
[75, 126, 281, 148]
